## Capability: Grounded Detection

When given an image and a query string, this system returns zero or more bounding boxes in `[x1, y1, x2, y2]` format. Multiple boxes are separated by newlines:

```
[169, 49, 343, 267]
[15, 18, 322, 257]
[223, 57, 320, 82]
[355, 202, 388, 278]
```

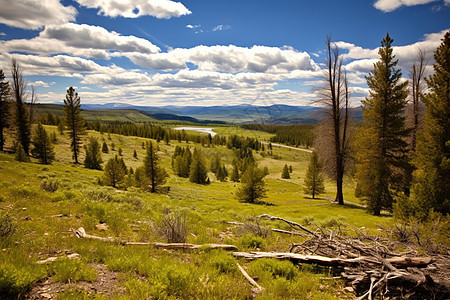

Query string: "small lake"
[174, 127, 217, 137]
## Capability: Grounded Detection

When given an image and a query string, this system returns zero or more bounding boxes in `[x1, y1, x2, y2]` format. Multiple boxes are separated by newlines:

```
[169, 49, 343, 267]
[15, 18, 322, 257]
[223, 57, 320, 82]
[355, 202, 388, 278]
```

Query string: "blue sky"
[0, 0, 448, 106]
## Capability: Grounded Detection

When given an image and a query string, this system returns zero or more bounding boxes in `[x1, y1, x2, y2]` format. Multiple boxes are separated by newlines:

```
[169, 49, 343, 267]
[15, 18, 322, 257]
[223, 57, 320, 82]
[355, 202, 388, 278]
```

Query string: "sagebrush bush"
[0, 213, 16, 239]
[40, 179, 59, 192]
[248, 258, 297, 280]
[159, 211, 187, 243]
[207, 250, 237, 274]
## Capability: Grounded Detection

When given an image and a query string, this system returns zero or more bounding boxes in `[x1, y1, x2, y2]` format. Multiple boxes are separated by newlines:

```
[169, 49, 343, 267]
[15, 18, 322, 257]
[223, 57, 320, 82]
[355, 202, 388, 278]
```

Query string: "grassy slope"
[0, 125, 391, 299]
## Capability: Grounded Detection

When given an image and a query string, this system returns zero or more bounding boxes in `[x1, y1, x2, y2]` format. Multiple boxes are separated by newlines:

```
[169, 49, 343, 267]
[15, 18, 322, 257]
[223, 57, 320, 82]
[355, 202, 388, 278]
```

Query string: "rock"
[95, 223, 109, 231]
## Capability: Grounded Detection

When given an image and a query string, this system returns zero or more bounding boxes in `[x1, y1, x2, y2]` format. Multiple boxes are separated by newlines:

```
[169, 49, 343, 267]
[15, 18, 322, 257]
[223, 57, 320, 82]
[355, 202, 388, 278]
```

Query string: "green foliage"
[248, 258, 297, 280]
[242, 124, 315, 148]
[0, 213, 16, 240]
[143, 141, 168, 192]
[102, 155, 127, 188]
[84, 136, 103, 170]
[40, 178, 59, 192]
[31, 123, 55, 164]
[50, 258, 97, 283]
[304, 151, 325, 199]
[355, 33, 410, 215]
[64, 87, 86, 163]
[239, 233, 264, 249]
[0, 262, 45, 298]
[281, 164, 290, 179]
[14, 143, 28, 162]
[409, 31, 450, 218]
[236, 162, 267, 203]
[189, 148, 209, 184]
[230, 161, 240, 182]
[101, 141, 108, 153]
[207, 250, 237, 274]
[172, 146, 192, 178]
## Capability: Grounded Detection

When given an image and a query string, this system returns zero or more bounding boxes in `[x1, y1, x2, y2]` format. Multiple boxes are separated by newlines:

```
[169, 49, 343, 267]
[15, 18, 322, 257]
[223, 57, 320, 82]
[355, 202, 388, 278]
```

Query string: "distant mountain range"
[45, 102, 362, 124]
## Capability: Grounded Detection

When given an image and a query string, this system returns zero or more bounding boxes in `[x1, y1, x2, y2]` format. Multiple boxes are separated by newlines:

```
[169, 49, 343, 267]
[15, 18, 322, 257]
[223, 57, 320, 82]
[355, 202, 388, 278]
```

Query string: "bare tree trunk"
[315, 37, 352, 205]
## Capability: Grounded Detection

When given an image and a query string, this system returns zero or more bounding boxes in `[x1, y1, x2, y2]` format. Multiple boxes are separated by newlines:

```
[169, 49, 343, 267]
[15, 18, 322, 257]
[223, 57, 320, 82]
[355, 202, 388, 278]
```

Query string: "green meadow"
[0, 125, 390, 299]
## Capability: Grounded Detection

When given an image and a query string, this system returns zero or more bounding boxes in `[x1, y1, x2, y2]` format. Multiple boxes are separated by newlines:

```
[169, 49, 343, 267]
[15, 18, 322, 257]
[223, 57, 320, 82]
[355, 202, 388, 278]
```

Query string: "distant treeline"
[241, 124, 315, 147]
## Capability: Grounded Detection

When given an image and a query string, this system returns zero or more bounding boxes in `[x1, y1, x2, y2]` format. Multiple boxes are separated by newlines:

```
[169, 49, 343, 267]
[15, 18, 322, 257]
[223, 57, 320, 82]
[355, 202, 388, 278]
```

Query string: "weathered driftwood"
[214, 220, 310, 237]
[72, 227, 238, 250]
[256, 214, 317, 236]
[233, 251, 432, 268]
[36, 253, 80, 264]
[237, 263, 265, 294]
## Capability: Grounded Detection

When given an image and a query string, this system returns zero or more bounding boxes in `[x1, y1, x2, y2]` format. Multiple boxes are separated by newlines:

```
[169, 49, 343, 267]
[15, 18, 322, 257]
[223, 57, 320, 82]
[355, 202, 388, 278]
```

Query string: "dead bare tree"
[10, 58, 31, 155]
[28, 86, 38, 125]
[315, 37, 352, 205]
[404, 50, 427, 195]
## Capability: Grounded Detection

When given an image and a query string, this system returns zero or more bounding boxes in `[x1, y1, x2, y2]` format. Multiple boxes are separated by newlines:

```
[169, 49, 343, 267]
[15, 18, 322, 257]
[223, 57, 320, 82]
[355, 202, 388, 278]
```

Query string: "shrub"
[248, 258, 298, 280]
[40, 179, 59, 192]
[0, 213, 16, 239]
[207, 251, 237, 274]
[239, 234, 264, 250]
[159, 211, 187, 243]
[0, 263, 45, 298]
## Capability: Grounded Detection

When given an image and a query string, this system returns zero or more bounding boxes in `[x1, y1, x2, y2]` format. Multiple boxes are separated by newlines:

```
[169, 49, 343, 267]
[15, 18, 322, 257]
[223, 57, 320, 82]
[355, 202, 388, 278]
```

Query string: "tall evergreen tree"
[281, 164, 290, 179]
[102, 141, 109, 153]
[411, 31, 450, 218]
[103, 155, 126, 188]
[189, 148, 209, 184]
[31, 123, 55, 164]
[143, 141, 168, 192]
[0, 69, 10, 151]
[355, 33, 410, 215]
[64, 87, 85, 163]
[10, 59, 31, 155]
[236, 162, 267, 203]
[230, 161, 240, 182]
[315, 37, 352, 205]
[84, 137, 103, 170]
[303, 151, 325, 199]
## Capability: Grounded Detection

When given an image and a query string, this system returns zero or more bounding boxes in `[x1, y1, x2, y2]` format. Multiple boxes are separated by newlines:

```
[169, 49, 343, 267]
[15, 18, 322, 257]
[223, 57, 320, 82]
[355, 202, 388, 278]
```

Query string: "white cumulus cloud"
[373, 0, 438, 12]
[0, 0, 77, 30]
[75, 0, 191, 18]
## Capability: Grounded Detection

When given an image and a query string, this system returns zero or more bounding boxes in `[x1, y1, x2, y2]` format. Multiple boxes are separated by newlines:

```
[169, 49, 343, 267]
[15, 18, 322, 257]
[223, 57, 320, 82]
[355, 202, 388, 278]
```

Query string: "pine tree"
[64, 87, 85, 163]
[10, 59, 31, 155]
[84, 137, 103, 170]
[236, 162, 267, 203]
[31, 123, 55, 164]
[103, 155, 126, 188]
[210, 154, 221, 174]
[143, 141, 168, 192]
[118, 147, 123, 156]
[102, 141, 109, 153]
[216, 164, 227, 182]
[281, 164, 290, 179]
[303, 151, 325, 199]
[410, 31, 450, 218]
[133, 149, 137, 159]
[355, 33, 410, 215]
[15, 143, 28, 162]
[57, 121, 64, 135]
[189, 148, 209, 184]
[0, 69, 10, 151]
[230, 161, 240, 182]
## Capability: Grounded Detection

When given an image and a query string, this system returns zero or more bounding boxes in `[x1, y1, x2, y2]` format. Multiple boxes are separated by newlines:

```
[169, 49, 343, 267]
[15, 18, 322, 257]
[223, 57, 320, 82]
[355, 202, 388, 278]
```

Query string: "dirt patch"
[27, 264, 126, 299]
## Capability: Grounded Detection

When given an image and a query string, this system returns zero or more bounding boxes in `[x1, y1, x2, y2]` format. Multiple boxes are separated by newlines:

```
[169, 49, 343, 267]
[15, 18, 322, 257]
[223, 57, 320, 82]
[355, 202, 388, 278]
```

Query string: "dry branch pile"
[232, 214, 450, 299]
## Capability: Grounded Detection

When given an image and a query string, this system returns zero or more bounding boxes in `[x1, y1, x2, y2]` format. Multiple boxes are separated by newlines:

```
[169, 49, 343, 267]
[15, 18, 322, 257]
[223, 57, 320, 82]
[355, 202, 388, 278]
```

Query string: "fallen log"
[257, 214, 317, 236]
[36, 253, 80, 264]
[237, 263, 265, 295]
[72, 227, 238, 251]
[233, 251, 432, 268]
[214, 220, 310, 237]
